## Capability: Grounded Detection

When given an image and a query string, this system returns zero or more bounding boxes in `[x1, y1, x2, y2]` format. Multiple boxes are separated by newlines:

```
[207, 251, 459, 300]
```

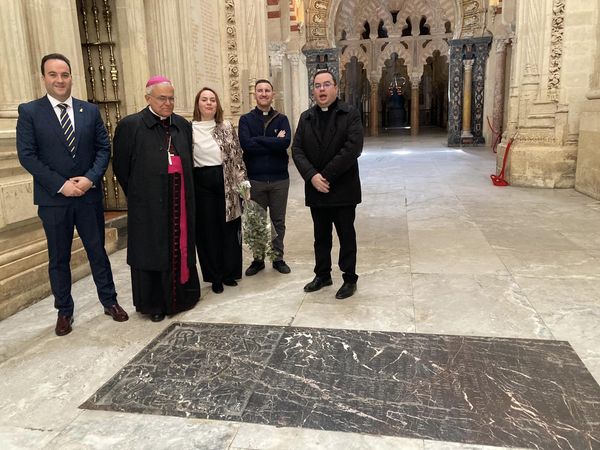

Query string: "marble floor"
[2, 130, 600, 449]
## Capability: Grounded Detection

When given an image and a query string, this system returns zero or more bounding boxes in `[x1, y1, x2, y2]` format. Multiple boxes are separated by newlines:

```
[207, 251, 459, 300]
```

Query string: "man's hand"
[311, 173, 330, 193]
[61, 180, 85, 197]
[70, 176, 93, 193]
[276, 130, 286, 138]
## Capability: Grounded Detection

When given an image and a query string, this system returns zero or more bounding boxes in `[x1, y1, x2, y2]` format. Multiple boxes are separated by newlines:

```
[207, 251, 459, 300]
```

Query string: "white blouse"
[192, 120, 222, 167]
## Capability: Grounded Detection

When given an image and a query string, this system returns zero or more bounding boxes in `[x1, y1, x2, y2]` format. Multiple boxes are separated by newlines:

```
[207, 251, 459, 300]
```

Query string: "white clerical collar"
[148, 106, 168, 121]
[320, 107, 329, 112]
[47, 94, 73, 109]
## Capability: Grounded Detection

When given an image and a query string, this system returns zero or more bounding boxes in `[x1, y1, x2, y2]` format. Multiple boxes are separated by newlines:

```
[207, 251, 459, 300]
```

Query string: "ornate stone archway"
[303, 0, 491, 142]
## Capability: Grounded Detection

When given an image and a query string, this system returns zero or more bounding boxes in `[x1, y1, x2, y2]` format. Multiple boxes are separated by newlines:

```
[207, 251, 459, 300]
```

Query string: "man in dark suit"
[292, 69, 363, 299]
[16, 53, 128, 336]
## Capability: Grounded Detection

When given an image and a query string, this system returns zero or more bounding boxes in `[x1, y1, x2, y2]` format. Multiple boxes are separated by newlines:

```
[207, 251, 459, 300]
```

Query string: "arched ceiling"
[335, 0, 456, 41]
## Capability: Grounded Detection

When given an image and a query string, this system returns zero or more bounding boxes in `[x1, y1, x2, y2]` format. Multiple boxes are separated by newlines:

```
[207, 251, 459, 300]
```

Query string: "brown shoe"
[55, 315, 73, 336]
[104, 304, 129, 322]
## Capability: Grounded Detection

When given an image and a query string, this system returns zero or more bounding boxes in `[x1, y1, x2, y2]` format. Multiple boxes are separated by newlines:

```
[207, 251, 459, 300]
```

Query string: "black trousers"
[38, 200, 117, 316]
[194, 166, 242, 283]
[310, 205, 358, 283]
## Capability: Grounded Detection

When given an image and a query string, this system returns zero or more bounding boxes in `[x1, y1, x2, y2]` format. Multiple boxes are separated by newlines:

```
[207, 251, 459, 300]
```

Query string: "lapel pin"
[79, 108, 83, 113]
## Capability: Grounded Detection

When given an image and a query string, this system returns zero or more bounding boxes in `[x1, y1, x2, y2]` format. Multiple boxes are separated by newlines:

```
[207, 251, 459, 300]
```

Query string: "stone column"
[492, 38, 509, 139]
[0, 1, 35, 116]
[114, 0, 149, 115]
[574, 6, 600, 199]
[410, 75, 421, 137]
[288, 53, 303, 133]
[269, 43, 286, 112]
[22, 0, 86, 100]
[461, 59, 474, 141]
[243, 0, 268, 108]
[369, 78, 379, 137]
[145, 0, 195, 115]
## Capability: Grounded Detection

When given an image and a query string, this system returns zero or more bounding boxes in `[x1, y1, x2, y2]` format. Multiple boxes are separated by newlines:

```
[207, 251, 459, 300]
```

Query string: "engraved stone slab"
[82, 323, 600, 449]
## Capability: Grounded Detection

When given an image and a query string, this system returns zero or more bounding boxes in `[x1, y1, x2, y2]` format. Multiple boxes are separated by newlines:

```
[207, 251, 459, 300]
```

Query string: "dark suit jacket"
[16, 95, 110, 206]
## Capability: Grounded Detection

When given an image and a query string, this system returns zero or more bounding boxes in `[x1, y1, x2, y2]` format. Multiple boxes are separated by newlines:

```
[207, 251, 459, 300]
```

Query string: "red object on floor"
[491, 137, 514, 186]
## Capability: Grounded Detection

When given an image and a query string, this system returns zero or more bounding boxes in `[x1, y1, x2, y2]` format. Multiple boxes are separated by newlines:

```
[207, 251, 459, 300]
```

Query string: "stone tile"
[514, 276, 600, 383]
[409, 228, 508, 275]
[0, 425, 58, 450]
[46, 411, 238, 450]
[481, 226, 587, 252]
[231, 423, 424, 449]
[495, 249, 600, 278]
[412, 274, 552, 339]
[292, 296, 415, 332]
[423, 440, 529, 450]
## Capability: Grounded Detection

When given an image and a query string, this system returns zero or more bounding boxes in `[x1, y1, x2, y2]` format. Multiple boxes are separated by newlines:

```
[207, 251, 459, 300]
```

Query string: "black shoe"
[335, 282, 357, 299]
[223, 279, 238, 286]
[303, 276, 333, 293]
[245, 260, 265, 276]
[272, 260, 291, 274]
[150, 313, 165, 322]
[212, 282, 224, 294]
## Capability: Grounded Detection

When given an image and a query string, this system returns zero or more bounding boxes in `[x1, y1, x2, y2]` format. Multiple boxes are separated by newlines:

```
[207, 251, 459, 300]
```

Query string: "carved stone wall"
[498, 0, 599, 188]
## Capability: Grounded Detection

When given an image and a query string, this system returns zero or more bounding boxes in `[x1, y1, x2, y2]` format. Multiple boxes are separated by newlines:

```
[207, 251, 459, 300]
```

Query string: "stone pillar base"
[0, 219, 123, 320]
[501, 142, 577, 188]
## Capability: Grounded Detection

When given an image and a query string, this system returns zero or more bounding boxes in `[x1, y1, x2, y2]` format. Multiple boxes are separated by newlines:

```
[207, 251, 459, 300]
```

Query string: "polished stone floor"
[2, 131, 600, 449]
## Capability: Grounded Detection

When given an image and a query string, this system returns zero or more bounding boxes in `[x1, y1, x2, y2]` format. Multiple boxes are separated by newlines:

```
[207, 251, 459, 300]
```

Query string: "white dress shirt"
[47, 94, 75, 133]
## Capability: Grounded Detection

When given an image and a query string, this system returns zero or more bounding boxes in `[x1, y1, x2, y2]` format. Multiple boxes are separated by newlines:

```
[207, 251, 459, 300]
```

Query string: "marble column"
[574, 7, 600, 199]
[410, 75, 421, 137]
[248, 0, 268, 107]
[114, 0, 149, 115]
[145, 0, 194, 114]
[461, 59, 474, 141]
[288, 53, 303, 133]
[369, 79, 379, 137]
[269, 43, 286, 112]
[0, 0, 35, 115]
[492, 38, 509, 139]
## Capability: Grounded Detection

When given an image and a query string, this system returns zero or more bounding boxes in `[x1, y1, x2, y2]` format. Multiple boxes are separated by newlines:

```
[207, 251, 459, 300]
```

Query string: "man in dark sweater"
[292, 69, 363, 299]
[238, 79, 292, 275]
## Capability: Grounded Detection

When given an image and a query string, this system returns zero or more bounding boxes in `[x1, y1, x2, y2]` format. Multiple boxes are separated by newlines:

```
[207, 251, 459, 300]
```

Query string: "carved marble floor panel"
[82, 322, 600, 449]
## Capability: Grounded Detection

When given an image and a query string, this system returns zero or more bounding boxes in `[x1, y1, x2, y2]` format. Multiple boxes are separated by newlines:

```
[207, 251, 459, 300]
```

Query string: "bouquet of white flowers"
[238, 182, 278, 261]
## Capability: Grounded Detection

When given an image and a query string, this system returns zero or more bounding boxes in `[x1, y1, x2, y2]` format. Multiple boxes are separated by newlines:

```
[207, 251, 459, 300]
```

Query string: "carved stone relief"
[461, 0, 483, 38]
[547, 0, 565, 100]
[225, 0, 241, 113]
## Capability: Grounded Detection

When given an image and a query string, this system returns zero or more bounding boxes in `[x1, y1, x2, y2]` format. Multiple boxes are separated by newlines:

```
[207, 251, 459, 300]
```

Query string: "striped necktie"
[58, 103, 75, 158]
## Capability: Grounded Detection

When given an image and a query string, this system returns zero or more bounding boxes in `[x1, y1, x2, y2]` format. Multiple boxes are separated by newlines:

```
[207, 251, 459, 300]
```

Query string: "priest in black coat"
[113, 76, 200, 321]
[292, 69, 363, 300]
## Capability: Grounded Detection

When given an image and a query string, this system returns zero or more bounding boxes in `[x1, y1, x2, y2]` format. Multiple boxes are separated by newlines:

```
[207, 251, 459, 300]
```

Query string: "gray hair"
[146, 81, 173, 95]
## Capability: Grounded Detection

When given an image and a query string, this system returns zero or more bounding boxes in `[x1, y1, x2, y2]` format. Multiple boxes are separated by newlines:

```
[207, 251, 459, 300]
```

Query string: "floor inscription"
[82, 322, 600, 449]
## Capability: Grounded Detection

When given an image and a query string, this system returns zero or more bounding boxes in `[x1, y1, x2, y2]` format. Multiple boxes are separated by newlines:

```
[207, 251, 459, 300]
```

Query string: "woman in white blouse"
[192, 87, 249, 294]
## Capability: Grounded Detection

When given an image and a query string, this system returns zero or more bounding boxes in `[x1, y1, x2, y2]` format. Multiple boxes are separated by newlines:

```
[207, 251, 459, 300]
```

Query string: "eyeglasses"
[313, 81, 334, 90]
[149, 95, 176, 103]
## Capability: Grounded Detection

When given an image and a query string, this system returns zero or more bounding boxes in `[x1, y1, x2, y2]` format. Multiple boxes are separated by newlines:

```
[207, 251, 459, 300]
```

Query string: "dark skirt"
[131, 170, 200, 315]
[194, 166, 242, 283]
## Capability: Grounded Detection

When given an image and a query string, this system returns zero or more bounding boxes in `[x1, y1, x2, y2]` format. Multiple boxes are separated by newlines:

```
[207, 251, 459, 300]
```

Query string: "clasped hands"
[61, 176, 93, 197]
[311, 173, 330, 193]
